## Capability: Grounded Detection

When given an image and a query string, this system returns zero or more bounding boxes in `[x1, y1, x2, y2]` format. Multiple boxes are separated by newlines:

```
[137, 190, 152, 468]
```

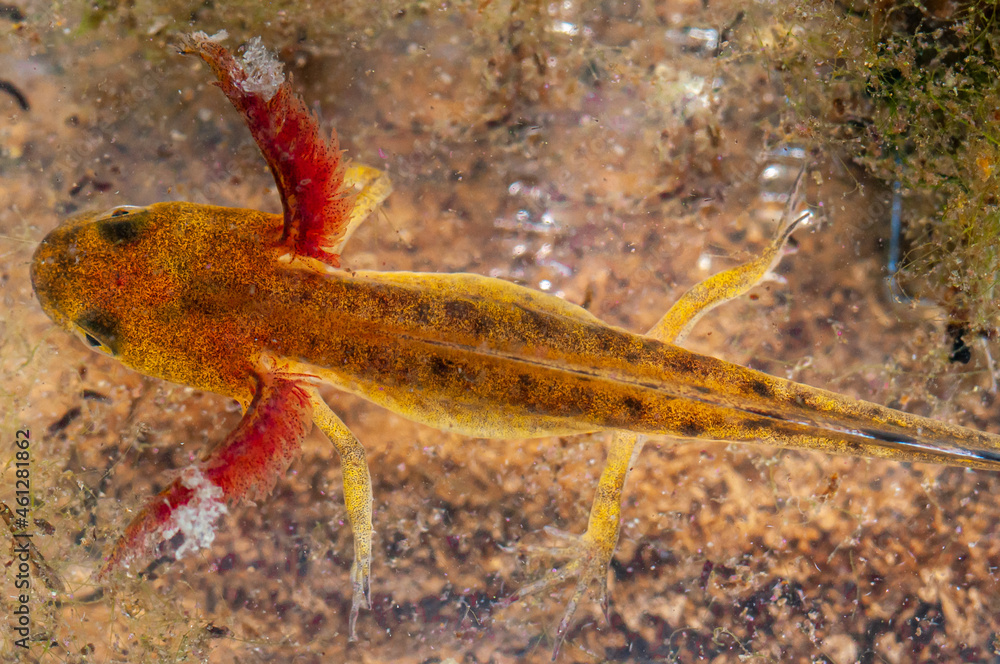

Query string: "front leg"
[330, 163, 394, 256]
[97, 374, 313, 579]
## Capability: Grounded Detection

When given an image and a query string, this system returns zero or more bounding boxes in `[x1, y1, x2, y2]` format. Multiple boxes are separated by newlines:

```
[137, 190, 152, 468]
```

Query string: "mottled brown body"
[33, 202, 1000, 472]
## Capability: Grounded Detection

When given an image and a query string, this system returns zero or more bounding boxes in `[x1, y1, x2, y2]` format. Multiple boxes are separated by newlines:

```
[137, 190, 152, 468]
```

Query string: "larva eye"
[102, 205, 143, 219]
[75, 327, 114, 355]
[75, 311, 120, 356]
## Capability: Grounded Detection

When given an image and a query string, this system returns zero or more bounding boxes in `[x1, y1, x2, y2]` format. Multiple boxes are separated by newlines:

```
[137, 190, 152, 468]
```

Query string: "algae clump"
[778, 1, 1000, 340]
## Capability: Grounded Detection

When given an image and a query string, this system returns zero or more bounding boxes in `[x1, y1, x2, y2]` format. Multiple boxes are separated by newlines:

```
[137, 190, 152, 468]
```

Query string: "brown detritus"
[46, 406, 81, 436]
[0, 4, 23, 22]
[1, 503, 66, 594]
[81, 389, 111, 403]
[0, 79, 29, 111]
[816, 472, 840, 502]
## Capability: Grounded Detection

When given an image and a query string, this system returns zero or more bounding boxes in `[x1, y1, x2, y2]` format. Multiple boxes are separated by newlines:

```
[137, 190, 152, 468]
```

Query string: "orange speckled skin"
[32, 202, 281, 404]
[31, 200, 1000, 469]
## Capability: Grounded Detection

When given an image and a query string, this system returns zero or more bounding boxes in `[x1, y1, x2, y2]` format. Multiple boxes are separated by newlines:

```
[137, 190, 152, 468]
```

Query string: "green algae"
[776, 1, 1000, 336]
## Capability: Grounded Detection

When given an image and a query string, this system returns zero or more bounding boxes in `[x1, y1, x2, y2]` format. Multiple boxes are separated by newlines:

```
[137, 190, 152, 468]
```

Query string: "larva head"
[31, 201, 279, 397]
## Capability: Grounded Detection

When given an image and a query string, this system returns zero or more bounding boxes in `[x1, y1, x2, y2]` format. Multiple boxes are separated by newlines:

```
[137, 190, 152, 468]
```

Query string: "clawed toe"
[347, 556, 372, 641]
[508, 527, 615, 659]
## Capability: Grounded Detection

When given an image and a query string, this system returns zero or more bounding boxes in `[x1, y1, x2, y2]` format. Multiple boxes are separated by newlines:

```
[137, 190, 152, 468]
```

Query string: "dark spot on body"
[511, 373, 545, 411]
[337, 339, 361, 367]
[663, 349, 702, 376]
[364, 343, 396, 375]
[444, 299, 476, 321]
[748, 378, 773, 399]
[519, 308, 543, 333]
[622, 339, 660, 365]
[560, 386, 587, 417]
[469, 312, 490, 337]
[593, 331, 615, 353]
[297, 289, 317, 307]
[678, 418, 703, 438]
[429, 356, 455, 378]
[364, 285, 395, 315]
[596, 327, 633, 356]
[515, 305, 559, 340]
[516, 373, 536, 392]
[444, 299, 487, 335]
[414, 299, 433, 325]
[621, 395, 646, 419]
[642, 338, 661, 355]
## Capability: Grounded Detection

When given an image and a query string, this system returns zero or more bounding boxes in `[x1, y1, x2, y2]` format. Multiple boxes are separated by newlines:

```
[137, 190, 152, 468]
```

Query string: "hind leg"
[307, 390, 374, 641]
[515, 176, 810, 658]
